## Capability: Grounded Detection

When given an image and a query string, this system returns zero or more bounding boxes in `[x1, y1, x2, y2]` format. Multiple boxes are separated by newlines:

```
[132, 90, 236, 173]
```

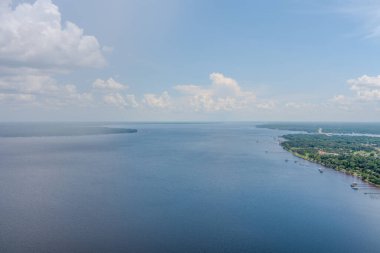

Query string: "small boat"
[318, 168, 323, 173]
[285, 159, 289, 162]
[351, 182, 359, 190]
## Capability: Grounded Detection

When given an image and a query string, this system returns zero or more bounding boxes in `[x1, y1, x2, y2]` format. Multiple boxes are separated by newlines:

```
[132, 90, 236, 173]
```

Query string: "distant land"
[257, 122, 380, 135]
[0, 123, 137, 137]
[258, 123, 380, 186]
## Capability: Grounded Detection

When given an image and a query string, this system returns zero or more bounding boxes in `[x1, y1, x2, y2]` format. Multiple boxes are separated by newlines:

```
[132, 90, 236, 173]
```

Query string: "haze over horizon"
[1, 0, 380, 121]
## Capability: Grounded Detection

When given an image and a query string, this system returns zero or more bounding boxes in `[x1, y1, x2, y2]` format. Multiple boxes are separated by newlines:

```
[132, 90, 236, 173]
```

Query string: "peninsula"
[259, 123, 380, 186]
[0, 123, 137, 137]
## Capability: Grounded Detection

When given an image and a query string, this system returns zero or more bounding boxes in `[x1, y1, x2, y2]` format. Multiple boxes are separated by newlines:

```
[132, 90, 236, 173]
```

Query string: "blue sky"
[1, 0, 380, 121]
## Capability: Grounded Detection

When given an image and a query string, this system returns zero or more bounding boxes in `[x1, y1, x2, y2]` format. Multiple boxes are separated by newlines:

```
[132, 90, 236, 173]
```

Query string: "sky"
[1, 0, 380, 121]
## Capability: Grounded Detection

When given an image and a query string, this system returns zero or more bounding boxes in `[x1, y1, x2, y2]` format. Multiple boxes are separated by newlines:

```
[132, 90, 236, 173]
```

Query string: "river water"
[0, 123, 379, 252]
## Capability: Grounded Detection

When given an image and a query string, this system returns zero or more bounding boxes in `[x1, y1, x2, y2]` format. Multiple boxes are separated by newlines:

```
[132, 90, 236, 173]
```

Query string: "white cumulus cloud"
[143, 91, 171, 109]
[0, 0, 106, 70]
[175, 72, 256, 112]
[330, 74, 380, 112]
[0, 0, 109, 108]
[348, 75, 380, 101]
[0, 73, 93, 107]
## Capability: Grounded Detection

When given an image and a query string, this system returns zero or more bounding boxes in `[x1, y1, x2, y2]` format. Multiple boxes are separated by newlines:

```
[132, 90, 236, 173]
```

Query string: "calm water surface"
[0, 123, 380, 253]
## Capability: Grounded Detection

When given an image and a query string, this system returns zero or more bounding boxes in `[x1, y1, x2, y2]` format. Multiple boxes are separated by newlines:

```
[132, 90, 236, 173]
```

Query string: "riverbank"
[279, 136, 380, 187]
[283, 146, 380, 187]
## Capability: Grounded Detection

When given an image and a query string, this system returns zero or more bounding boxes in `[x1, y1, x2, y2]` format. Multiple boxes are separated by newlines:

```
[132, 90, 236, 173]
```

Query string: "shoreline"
[281, 145, 380, 188]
